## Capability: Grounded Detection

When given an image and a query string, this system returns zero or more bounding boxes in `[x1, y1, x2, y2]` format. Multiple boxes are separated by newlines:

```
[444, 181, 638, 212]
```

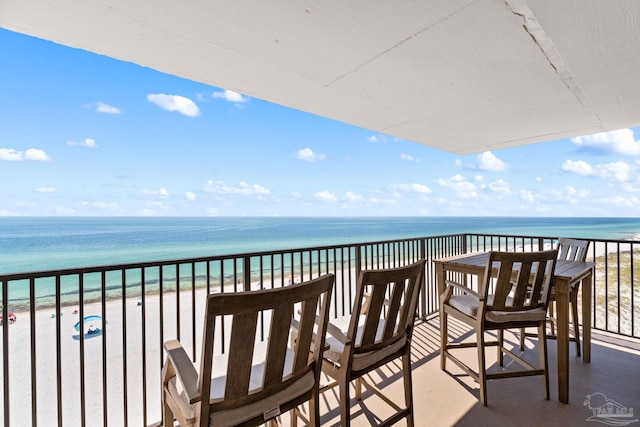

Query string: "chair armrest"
[164, 340, 201, 404]
[326, 321, 351, 346]
[445, 280, 481, 299]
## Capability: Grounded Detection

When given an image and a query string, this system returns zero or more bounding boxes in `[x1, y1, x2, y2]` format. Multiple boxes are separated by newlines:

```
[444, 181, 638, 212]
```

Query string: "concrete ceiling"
[2, 0, 640, 154]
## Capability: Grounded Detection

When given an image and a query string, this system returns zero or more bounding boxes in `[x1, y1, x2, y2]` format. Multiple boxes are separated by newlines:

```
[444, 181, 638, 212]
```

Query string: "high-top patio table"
[434, 251, 595, 404]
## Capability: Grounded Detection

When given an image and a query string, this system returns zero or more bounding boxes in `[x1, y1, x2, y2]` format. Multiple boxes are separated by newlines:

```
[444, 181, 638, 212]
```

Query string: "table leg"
[435, 261, 445, 301]
[582, 270, 593, 363]
[555, 277, 570, 403]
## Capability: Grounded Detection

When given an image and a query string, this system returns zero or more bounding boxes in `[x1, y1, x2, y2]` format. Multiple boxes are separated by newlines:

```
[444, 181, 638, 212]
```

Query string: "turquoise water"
[2, 216, 640, 275]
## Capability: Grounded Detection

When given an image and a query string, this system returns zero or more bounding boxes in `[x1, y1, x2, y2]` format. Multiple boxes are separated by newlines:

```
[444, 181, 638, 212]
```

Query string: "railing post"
[243, 256, 251, 292]
[419, 238, 427, 319]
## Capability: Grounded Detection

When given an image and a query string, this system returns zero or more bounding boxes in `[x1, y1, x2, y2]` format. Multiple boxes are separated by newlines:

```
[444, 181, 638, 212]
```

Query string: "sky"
[1, 28, 640, 218]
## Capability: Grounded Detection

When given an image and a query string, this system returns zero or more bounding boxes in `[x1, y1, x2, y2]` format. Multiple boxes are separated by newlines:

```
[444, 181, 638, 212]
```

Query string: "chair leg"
[497, 329, 504, 366]
[440, 311, 448, 370]
[548, 301, 556, 336]
[339, 373, 351, 427]
[309, 386, 320, 427]
[355, 378, 363, 401]
[570, 288, 581, 357]
[403, 351, 415, 427]
[162, 388, 174, 427]
[477, 330, 488, 406]
[538, 323, 550, 400]
[519, 327, 526, 351]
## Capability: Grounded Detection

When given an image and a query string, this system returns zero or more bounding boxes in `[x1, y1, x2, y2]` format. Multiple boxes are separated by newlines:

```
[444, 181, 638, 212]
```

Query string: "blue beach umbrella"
[74, 315, 106, 333]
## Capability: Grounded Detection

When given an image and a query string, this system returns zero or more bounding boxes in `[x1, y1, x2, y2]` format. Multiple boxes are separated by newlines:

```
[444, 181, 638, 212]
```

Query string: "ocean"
[1, 216, 640, 275]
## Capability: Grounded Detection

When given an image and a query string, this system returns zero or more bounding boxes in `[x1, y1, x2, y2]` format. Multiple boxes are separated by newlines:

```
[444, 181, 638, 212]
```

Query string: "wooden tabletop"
[435, 251, 594, 282]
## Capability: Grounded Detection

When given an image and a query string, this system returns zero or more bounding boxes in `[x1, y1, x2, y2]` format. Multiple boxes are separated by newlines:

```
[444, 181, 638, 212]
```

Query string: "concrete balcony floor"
[297, 315, 640, 427]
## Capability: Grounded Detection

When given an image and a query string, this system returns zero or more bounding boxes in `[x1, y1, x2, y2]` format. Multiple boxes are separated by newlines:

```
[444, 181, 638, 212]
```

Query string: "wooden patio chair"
[161, 274, 334, 427]
[319, 259, 426, 427]
[520, 238, 590, 355]
[440, 250, 557, 406]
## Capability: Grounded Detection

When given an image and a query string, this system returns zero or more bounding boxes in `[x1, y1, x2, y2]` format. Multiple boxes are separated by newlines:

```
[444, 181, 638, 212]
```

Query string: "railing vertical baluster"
[617, 242, 621, 333]
[30, 277, 37, 427]
[121, 269, 128, 427]
[602, 241, 608, 331]
[158, 267, 164, 375]
[141, 268, 148, 427]
[79, 274, 86, 427]
[175, 264, 181, 343]
[631, 242, 636, 335]
[3, 278, 9, 427]
[101, 271, 108, 427]
[55, 275, 63, 427]
[191, 263, 197, 359]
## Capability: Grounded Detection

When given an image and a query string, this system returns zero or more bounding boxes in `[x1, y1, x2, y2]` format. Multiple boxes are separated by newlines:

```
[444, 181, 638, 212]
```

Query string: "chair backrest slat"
[293, 296, 320, 372]
[361, 285, 388, 345]
[383, 281, 405, 340]
[226, 312, 259, 398]
[263, 305, 294, 387]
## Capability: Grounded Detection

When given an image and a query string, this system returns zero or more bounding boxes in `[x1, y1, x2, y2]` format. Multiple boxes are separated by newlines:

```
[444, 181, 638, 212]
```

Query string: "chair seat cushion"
[168, 342, 315, 426]
[324, 315, 407, 371]
[448, 294, 547, 323]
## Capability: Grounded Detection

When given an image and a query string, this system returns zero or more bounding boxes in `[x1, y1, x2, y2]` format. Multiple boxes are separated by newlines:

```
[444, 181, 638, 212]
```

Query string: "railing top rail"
[1, 232, 635, 281]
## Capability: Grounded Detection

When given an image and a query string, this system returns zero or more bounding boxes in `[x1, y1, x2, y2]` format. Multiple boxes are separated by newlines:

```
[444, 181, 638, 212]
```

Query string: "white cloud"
[0, 148, 51, 161]
[389, 183, 432, 194]
[597, 161, 631, 182]
[147, 94, 200, 117]
[478, 151, 507, 171]
[315, 191, 337, 202]
[571, 128, 640, 155]
[212, 89, 248, 103]
[601, 196, 640, 208]
[436, 174, 477, 198]
[95, 102, 121, 114]
[400, 153, 420, 162]
[35, 187, 56, 193]
[370, 197, 397, 205]
[203, 181, 270, 195]
[367, 135, 380, 143]
[565, 186, 590, 198]
[488, 179, 510, 194]
[562, 159, 594, 175]
[520, 190, 535, 203]
[68, 138, 98, 148]
[344, 191, 363, 202]
[139, 188, 169, 198]
[184, 191, 196, 201]
[295, 148, 326, 162]
[80, 201, 119, 210]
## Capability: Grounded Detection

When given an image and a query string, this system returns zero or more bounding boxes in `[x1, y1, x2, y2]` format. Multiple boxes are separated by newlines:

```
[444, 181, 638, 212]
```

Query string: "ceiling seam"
[504, 0, 594, 114]
[325, 0, 481, 88]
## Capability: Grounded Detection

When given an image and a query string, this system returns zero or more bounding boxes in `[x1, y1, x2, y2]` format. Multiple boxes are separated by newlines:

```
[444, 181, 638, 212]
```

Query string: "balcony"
[1, 233, 639, 426]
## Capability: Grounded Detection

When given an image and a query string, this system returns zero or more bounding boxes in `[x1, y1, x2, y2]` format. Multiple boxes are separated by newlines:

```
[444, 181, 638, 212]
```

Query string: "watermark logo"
[584, 392, 638, 426]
